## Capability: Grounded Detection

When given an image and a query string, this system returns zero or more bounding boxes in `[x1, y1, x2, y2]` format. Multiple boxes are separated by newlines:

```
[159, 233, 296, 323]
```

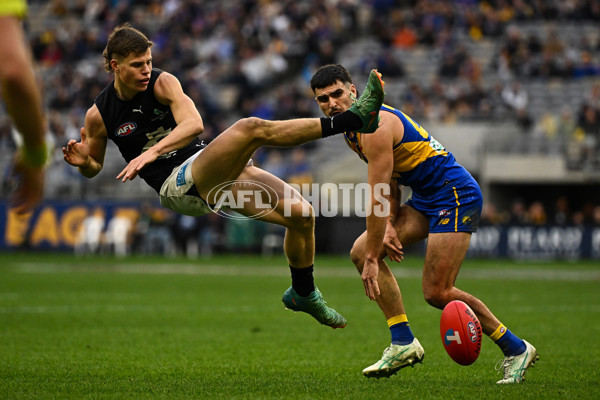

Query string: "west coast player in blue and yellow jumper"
[310, 64, 538, 384]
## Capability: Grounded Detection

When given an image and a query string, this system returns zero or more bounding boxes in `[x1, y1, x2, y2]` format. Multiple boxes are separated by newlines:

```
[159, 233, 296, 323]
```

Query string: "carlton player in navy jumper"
[63, 24, 386, 330]
[310, 64, 538, 383]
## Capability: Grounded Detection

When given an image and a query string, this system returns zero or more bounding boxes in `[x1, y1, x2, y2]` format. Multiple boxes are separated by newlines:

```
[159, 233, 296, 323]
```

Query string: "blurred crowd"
[1, 0, 600, 243]
[481, 196, 600, 227]
[1, 0, 595, 148]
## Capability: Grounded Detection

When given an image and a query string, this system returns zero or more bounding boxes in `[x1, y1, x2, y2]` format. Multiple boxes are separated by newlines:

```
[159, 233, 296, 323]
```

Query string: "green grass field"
[1, 252, 598, 399]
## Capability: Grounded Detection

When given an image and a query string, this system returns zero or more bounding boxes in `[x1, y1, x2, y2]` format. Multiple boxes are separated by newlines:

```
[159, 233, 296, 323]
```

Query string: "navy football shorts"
[406, 176, 482, 233]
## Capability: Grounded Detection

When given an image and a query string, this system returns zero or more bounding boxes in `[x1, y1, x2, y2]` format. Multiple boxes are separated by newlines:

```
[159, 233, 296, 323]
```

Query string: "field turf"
[1, 252, 598, 399]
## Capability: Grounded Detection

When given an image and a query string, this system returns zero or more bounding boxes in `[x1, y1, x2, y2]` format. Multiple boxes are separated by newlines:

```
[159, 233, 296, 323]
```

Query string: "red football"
[440, 300, 482, 365]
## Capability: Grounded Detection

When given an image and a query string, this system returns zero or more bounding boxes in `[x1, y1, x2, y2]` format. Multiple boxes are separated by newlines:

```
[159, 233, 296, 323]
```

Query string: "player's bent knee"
[287, 203, 314, 232]
[423, 286, 451, 310]
[234, 117, 273, 142]
[296, 212, 315, 232]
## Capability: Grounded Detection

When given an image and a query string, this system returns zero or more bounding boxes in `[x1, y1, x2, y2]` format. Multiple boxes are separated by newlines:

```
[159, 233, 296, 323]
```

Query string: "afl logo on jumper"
[116, 122, 137, 136]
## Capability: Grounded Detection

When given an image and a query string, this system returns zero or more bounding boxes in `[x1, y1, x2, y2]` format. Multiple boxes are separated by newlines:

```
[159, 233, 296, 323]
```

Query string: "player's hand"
[361, 258, 380, 300]
[10, 158, 45, 215]
[116, 148, 158, 182]
[383, 221, 404, 262]
[62, 127, 90, 167]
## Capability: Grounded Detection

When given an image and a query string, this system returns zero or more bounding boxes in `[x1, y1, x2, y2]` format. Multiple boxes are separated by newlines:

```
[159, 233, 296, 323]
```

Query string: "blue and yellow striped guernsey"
[343, 104, 469, 196]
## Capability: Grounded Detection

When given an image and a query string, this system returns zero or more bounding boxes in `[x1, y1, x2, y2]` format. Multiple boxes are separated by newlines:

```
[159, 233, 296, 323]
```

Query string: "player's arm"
[151, 71, 204, 155]
[387, 181, 402, 222]
[360, 113, 396, 300]
[62, 105, 107, 178]
[116, 72, 204, 182]
[383, 180, 404, 262]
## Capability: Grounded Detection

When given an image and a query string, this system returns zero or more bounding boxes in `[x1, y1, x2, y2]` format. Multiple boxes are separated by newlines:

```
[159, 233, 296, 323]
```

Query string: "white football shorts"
[159, 149, 212, 217]
[159, 148, 253, 217]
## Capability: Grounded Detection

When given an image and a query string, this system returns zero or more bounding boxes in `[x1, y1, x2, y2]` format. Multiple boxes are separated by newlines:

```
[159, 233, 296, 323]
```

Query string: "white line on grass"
[11, 262, 600, 281]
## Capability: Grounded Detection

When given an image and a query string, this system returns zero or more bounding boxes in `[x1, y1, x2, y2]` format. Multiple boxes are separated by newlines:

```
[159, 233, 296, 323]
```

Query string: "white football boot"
[362, 338, 425, 378]
[496, 340, 539, 384]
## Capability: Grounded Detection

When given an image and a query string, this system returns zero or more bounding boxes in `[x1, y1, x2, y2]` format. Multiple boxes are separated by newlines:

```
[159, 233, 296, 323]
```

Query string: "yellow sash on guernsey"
[0, 0, 28, 18]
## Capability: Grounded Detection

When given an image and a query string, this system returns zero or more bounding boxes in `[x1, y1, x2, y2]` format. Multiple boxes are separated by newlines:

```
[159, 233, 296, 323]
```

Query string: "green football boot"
[282, 286, 347, 329]
[348, 69, 386, 133]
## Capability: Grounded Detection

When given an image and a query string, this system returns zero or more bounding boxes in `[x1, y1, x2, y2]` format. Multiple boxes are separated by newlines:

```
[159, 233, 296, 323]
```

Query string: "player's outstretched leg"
[361, 338, 425, 378]
[348, 69, 385, 133]
[282, 286, 347, 329]
[496, 340, 538, 384]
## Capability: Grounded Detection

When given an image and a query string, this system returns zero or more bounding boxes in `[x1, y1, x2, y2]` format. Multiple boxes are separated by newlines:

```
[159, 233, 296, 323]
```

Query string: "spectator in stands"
[39, 33, 63, 67]
[502, 82, 532, 131]
[576, 104, 600, 168]
[508, 198, 528, 225]
[438, 52, 461, 78]
[392, 22, 418, 49]
[527, 201, 547, 225]
[480, 202, 507, 225]
[585, 83, 600, 110]
[359, 50, 405, 79]
[556, 107, 577, 140]
[533, 48, 565, 79]
[571, 201, 597, 226]
[592, 205, 600, 226]
[502, 81, 528, 112]
[573, 51, 600, 79]
[171, 214, 201, 258]
[133, 202, 174, 256]
[552, 195, 571, 226]
[542, 27, 564, 57]
[581, 201, 597, 225]
[74, 207, 105, 256]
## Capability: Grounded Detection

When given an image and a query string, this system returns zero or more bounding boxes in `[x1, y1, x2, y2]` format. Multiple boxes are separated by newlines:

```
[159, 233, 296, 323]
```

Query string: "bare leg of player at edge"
[187, 70, 386, 329]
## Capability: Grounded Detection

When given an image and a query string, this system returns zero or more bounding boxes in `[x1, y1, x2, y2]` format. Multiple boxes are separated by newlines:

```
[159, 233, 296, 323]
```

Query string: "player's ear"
[350, 84, 357, 96]
[110, 59, 120, 73]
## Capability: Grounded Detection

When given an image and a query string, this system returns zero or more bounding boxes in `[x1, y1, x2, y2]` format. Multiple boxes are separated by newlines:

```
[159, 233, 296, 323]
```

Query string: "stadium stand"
[1, 0, 599, 252]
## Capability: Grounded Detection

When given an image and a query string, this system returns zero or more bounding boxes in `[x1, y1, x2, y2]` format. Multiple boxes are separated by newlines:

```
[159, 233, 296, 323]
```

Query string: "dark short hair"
[310, 64, 353, 92]
[102, 23, 153, 73]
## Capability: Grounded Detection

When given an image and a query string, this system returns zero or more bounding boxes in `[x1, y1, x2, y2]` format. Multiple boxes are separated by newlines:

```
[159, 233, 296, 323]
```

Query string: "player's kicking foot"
[362, 338, 425, 378]
[496, 340, 538, 384]
[282, 286, 347, 329]
[348, 69, 385, 133]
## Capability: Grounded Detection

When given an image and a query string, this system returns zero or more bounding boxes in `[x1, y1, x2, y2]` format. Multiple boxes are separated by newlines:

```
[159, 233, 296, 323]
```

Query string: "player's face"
[114, 48, 152, 94]
[314, 81, 357, 117]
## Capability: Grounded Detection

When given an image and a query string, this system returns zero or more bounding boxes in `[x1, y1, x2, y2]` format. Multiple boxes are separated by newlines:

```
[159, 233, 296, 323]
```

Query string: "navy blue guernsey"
[94, 68, 202, 193]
